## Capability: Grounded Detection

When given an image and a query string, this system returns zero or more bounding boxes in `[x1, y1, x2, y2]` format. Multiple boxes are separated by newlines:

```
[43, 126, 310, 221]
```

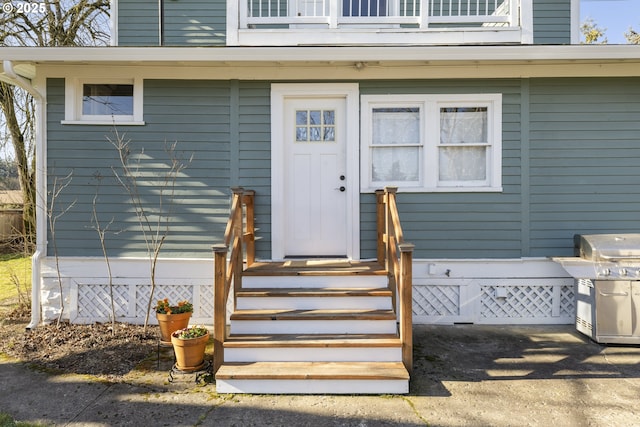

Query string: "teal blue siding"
[118, 0, 159, 46]
[529, 78, 640, 256]
[237, 82, 272, 259]
[164, 0, 226, 46]
[47, 76, 640, 260]
[532, 0, 571, 44]
[118, 0, 226, 46]
[47, 79, 232, 257]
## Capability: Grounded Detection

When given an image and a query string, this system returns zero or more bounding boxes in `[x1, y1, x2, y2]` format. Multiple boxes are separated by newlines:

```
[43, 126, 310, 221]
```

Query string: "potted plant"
[155, 299, 193, 346]
[171, 325, 210, 372]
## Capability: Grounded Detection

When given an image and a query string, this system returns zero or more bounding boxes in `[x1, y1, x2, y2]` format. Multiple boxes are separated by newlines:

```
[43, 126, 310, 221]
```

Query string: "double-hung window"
[361, 94, 502, 192]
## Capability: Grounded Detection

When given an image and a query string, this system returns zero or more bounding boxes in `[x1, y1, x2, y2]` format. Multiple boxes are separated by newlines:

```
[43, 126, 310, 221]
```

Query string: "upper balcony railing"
[241, 0, 518, 29]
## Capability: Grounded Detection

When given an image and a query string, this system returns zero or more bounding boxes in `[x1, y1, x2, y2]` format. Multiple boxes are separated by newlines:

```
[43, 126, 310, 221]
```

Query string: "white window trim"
[361, 93, 502, 193]
[62, 76, 144, 125]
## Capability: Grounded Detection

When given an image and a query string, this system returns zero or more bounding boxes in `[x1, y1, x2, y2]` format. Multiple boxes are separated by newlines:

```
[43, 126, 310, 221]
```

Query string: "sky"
[580, 0, 640, 43]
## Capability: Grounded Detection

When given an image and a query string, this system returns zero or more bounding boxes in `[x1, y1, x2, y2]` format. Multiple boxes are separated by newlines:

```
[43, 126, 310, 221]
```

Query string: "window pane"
[309, 110, 321, 125]
[296, 110, 308, 125]
[324, 127, 335, 141]
[82, 84, 133, 116]
[296, 127, 308, 141]
[310, 127, 322, 141]
[295, 109, 335, 143]
[440, 107, 487, 145]
[373, 108, 420, 145]
[372, 147, 419, 182]
[439, 146, 486, 181]
[323, 110, 335, 125]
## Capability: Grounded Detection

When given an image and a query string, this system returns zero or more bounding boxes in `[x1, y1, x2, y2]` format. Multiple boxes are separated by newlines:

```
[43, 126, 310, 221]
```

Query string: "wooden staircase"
[212, 188, 413, 394]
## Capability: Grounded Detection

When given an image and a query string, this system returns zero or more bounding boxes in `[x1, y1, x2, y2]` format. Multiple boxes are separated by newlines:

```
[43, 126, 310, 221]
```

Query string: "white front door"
[271, 84, 360, 260]
[284, 98, 347, 256]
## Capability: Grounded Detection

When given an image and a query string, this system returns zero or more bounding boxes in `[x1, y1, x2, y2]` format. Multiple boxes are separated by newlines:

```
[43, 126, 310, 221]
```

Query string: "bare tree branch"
[0, 1, 111, 252]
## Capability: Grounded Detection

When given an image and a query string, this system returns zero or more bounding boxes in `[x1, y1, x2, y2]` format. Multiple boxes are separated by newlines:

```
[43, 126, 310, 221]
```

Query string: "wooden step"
[215, 361, 409, 394]
[229, 309, 398, 335]
[235, 287, 393, 310]
[225, 333, 401, 347]
[241, 274, 388, 289]
[224, 334, 402, 362]
[236, 287, 392, 298]
[230, 308, 396, 321]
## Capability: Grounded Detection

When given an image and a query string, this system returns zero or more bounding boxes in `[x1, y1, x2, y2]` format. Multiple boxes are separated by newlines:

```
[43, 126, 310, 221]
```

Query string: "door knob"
[339, 186, 346, 192]
[340, 175, 345, 181]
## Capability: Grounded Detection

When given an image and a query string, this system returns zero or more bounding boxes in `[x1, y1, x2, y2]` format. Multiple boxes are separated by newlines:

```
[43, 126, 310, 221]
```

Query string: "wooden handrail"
[212, 187, 255, 374]
[376, 186, 414, 374]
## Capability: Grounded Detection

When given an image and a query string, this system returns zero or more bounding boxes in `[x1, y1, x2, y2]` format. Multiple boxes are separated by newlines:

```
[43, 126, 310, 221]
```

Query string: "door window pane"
[295, 109, 336, 142]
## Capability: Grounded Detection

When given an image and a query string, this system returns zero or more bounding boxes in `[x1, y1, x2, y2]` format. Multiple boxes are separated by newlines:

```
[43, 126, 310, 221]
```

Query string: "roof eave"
[2, 45, 640, 66]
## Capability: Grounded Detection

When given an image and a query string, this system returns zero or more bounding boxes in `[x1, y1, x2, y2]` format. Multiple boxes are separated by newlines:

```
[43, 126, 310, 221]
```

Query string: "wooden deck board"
[230, 308, 396, 321]
[244, 260, 386, 276]
[216, 361, 409, 380]
[224, 333, 401, 348]
[236, 287, 392, 297]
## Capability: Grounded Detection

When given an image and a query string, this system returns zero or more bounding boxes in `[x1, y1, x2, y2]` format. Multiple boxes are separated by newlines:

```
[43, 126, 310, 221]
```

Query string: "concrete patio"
[1, 324, 639, 426]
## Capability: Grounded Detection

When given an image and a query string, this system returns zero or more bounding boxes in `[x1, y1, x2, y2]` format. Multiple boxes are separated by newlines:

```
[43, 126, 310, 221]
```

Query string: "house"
[1, 0, 640, 393]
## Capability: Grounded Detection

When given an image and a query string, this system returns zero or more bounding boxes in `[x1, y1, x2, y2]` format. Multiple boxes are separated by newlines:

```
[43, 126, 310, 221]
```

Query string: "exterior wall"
[39, 256, 573, 325]
[412, 259, 573, 325]
[44, 74, 640, 325]
[117, 0, 226, 46]
[528, 78, 640, 256]
[47, 78, 232, 257]
[47, 77, 640, 260]
[532, 0, 571, 44]
[118, 0, 159, 46]
[163, 0, 226, 46]
[115, 0, 561, 46]
[237, 82, 272, 259]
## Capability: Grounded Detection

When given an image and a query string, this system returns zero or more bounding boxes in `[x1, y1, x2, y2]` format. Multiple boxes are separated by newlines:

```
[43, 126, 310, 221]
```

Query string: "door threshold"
[282, 258, 352, 268]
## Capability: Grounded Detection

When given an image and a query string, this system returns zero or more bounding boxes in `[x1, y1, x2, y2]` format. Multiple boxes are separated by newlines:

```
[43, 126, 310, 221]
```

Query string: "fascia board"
[2, 45, 640, 65]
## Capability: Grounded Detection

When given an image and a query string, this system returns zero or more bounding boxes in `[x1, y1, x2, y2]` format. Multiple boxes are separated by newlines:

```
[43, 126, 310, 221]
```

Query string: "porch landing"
[242, 260, 387, 275]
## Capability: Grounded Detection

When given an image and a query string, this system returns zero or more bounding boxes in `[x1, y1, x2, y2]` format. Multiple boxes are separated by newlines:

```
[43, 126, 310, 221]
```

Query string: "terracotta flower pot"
[171, 332, 209, 372]
[156, 312, 192, 346]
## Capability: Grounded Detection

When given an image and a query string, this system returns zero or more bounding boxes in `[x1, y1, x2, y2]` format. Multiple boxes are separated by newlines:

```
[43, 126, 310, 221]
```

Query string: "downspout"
[158, 0, 164, 46]
[2, 60, 45, 330]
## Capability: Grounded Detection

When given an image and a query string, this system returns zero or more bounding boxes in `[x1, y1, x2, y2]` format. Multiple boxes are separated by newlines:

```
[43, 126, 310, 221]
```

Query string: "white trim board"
[6, 45, 640, 64]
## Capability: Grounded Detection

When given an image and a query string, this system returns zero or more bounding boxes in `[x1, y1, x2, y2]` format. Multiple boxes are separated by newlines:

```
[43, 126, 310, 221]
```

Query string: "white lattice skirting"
[38, 257, 576, 325]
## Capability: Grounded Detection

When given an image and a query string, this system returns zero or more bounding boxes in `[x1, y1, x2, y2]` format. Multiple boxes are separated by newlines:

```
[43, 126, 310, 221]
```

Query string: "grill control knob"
[601, 268, 611, 277]
[620, 268, 628, 277]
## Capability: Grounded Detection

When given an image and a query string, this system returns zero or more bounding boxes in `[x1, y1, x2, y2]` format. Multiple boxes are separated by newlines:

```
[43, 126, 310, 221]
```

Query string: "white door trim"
[271, 83, 360, 261]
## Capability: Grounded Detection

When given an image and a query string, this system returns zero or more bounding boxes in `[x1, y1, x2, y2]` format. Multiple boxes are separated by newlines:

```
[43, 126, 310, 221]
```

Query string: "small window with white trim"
[82, 84, 133, 117]
[361, 94, 502, 192]
[64, 78, 144, 125]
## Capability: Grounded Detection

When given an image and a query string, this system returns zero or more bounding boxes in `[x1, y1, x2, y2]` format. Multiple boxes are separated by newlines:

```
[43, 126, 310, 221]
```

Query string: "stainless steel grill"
[557, 234, 640, 344]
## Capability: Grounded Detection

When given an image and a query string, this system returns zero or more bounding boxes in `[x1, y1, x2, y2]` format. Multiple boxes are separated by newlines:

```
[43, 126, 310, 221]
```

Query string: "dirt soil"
[0, 305, 158, 381]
